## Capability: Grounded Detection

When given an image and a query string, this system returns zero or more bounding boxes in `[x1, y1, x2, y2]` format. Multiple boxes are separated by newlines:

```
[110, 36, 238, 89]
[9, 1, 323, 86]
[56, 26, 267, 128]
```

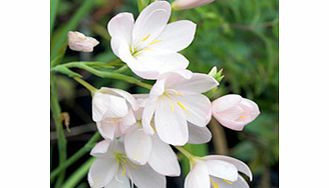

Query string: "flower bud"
[212, 94, 260, 131]
[172, 0, 214, 10]
[67, 31, 99, 52]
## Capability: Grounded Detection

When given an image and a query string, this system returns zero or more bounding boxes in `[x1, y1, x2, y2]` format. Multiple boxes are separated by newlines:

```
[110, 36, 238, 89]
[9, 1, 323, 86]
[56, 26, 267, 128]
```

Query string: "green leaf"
[50, 0, 60, 35]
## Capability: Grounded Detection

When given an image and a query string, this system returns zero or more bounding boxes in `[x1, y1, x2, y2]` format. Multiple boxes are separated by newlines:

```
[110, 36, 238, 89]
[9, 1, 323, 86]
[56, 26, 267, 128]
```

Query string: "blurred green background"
[51, 0, 278, 187]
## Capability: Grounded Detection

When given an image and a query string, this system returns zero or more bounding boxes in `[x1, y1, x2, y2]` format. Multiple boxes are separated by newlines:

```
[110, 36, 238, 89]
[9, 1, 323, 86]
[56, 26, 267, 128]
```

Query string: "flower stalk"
[50, 132, 100, 182]
[50, 73, 67, 187]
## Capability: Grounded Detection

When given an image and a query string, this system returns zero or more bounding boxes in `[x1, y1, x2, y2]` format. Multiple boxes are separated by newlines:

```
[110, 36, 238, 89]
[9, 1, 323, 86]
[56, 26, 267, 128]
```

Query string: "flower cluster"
[84, 1, 260, 188]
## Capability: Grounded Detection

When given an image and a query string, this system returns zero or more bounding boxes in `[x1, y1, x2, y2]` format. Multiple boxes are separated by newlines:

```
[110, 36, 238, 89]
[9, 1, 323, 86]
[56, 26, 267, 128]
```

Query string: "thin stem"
[61, 158, 95, 188]
[175, 146, 196, 161]
[73, 77, 97, 95]
[51, 73, 67, 187]
[63, 63, 152, 89]
[50, 132, 100, 183]
[114, 65, 129, 73]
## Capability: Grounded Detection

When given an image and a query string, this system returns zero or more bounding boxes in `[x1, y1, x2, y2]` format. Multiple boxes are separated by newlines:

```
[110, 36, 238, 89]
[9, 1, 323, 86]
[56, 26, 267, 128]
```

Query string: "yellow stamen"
[223, 179, 233, 184]
[177, 101, 187, 111]
[239, 115, 247, 119]
[170, 103, 175, 112]
[149, 39, 161, 45]
[210, 178, 219, 188]
[142, 34, 151, 41]
[121, 166, 127, 176]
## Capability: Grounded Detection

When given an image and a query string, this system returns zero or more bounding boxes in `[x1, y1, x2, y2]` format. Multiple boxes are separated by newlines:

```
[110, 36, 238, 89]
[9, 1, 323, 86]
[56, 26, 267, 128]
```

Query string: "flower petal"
[88, 158, 119, 188]
[205, 159, 238, 182]
[175, 94, 212, 127]
[118, 109, 136, 134]
[133, 52, 189, 80]
[105, 173, 130, 188]
[212, 94, 243, 113]
[132, 1, 171, 45]
[104, 88, 139, 111]
[92, 89, 129, 121]
[188, 123, 212, 144]
[148, 135, 181, 176]
[142, 103, 157, 135]
[170, 73, 219, 94]
[211, 175, 250, 188]
[108, 13, 134, 43]
[127, 164, 166, 188]
[205, 155, 253, 181]
[96, 121, 116, 140]
[124, 129, 152, 165]
[184, 161, 210, 188]
[90, 140, 111, 157]
[154, 98, 188, 146]
[152, 20, 196, 52]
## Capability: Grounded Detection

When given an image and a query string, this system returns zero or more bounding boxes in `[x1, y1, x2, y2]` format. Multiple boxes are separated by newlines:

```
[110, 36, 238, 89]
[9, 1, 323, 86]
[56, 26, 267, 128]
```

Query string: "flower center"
[161, 89, 187, 112]
[130, 35, 161, 58]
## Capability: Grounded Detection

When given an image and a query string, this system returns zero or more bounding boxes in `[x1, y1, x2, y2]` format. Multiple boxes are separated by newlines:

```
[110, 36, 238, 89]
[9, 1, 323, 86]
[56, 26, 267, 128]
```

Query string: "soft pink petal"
[175, 94, 212, 127]
[127, 164, 166, 188]
[108, 13, 134, 43]
[204, 155, 253, 181]
[148, 135, 181, 176]
[154, 98, 188, 146]
[188, 123, 212, 144]
[173, 0, 214, 10]
[184, 161, 210, 188]
[204, 159, 238, 182]
[132, 1, 171, 46]
[212, 94, 243, 113]
[142, 103, 157, 135]
[124, 129, 152, 165]
[90, 140, 111, 157]
[151, 20, 196, 52]
[88, 158, 119, 188]
[169, 73, 219, 94]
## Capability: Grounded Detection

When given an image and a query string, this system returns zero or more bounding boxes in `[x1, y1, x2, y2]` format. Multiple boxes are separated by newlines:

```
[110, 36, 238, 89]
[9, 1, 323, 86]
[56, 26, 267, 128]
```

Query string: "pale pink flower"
[107, 1, 196, 79]
[88, 139, 166, 188]
[67, 31, 99, 52]
[185, 155, 252, 188]
[212, 94, 260, 131]
[92, 87, 139, 140]
[122, 96, 212, 176]
[142, 72, 218, 146]
[172, 0, 215, 10]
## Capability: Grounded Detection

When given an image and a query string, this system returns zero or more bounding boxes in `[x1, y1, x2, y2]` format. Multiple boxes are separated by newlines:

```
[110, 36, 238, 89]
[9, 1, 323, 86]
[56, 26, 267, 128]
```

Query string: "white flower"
[121, 94, 212, 176]
[107, 1, 196, 79]
[185, 155, 252, 188]
[67, 31, 99, 52]
[88, 139, 166, 188]
[142, 72, 218, 146]
[92, 87, 139, 140]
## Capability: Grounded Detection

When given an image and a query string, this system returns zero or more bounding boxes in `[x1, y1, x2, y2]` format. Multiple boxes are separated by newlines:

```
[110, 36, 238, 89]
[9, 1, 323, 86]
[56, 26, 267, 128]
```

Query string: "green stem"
[59, 63, 152, 89]
[51, 73, 67, 187]
[61, 158, 95, 188]
[175, 146, 196, 161]
[114, 65, 129, 73]
[73, 77, 97, 95]
[50, 132, 100, 183]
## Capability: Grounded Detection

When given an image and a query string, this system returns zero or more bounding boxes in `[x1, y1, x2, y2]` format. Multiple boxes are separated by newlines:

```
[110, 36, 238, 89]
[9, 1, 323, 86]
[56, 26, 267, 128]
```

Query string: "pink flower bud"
[67, 31, 99, 52]
[212, 94, 260, 131]
[172, 0, 214, 10]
